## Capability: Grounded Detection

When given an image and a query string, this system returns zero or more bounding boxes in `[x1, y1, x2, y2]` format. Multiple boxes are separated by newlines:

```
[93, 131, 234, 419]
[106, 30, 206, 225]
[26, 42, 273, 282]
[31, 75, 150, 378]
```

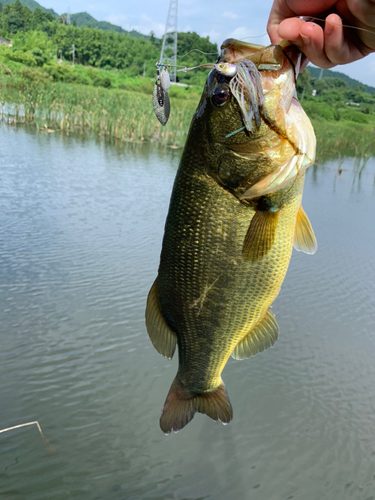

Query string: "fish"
[146, 39, 317, 434]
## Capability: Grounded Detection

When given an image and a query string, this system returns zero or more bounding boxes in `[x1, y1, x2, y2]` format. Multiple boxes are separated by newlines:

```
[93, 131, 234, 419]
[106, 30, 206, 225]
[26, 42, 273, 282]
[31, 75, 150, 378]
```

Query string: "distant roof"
[0, 37, 11, 46]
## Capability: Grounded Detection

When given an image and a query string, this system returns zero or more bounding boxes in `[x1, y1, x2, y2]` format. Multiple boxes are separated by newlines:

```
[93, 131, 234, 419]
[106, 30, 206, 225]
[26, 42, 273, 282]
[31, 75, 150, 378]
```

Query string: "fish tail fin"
[160, 378, 233, 434]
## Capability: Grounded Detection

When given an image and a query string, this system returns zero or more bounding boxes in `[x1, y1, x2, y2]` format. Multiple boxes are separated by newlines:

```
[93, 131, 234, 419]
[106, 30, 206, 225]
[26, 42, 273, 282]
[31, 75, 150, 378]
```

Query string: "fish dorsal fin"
[231, 309, 279, 360]
[293, 205, 318, 255]
[242, 210, 279, 261]
[145, 280, 177, 359]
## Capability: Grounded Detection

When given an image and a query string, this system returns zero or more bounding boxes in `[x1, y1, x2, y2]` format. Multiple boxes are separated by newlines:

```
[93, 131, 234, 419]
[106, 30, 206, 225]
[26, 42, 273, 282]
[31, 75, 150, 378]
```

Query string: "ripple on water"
[1, 128, 375, 500]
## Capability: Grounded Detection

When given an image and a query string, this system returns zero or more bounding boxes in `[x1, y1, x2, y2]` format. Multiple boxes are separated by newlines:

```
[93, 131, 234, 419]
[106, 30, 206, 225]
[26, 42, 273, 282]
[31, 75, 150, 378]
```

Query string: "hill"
[67, 12, 151, 39]
[0, 0, 58, 18]
[0, 0, 151, 39]
[69, 12, 127, 34]
[307, 65, 375, 94]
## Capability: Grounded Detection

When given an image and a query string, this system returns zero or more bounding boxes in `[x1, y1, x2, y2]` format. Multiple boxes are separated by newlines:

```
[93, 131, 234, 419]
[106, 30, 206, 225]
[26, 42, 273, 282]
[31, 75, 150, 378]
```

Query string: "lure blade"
[160, 68, 171, 92]
[153, 80, 170, 126]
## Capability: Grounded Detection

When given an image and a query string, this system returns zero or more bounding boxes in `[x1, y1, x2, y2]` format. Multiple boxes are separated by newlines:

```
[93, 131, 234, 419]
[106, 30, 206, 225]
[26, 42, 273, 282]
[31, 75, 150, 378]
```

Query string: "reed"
[0, 79, 197, 147]
[313, 119, 375, 161]
[1, 77, 375, 160]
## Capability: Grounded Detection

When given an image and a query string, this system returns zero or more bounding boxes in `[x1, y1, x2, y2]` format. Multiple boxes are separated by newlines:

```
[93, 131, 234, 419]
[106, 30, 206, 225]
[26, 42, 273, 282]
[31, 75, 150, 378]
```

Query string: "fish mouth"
[209, 40, 304, 136]
[219, 38, 306, 81]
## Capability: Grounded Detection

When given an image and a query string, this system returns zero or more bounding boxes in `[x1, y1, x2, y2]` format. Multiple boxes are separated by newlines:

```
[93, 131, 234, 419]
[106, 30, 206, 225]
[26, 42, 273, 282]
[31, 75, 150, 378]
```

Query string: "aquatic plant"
[0, 79, 196, 146]
[1, 76, 375, 159]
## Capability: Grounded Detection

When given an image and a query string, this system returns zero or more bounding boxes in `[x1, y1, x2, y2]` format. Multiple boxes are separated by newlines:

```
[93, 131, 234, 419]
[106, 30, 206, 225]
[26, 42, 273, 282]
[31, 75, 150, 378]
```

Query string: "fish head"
[193, 39, 315, 199]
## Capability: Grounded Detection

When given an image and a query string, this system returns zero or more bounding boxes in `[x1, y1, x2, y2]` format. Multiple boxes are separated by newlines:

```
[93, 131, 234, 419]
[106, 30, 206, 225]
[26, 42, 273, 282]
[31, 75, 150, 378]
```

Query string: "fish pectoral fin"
[231, 309, 279, 360]
[293, 205, 318, 255]
[242, 210, 279, 261]
[160, 378, 233, 434]
[145, 280, 177, 360]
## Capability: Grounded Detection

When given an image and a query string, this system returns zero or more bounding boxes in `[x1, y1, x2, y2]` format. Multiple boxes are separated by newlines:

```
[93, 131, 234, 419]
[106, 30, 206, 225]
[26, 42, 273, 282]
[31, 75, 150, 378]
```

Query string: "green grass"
[312, 119, 375, 161]
[0, 76, 197, 145]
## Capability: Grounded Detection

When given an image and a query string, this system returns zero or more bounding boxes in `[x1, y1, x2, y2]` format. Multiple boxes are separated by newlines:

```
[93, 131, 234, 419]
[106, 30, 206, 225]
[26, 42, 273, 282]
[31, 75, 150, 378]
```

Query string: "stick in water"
[0, 421, 55, 454]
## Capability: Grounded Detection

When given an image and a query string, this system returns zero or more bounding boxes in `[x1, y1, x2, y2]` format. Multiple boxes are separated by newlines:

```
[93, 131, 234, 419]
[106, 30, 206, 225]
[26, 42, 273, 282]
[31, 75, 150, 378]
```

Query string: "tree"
[7, 11, 25, 33]
[296, 69, 312, 97]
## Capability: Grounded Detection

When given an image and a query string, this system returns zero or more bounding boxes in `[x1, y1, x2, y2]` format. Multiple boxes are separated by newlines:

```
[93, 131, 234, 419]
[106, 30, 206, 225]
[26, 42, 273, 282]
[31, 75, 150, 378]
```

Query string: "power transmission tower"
[67, 7, 71, 25]
[160, 0, 178, 83]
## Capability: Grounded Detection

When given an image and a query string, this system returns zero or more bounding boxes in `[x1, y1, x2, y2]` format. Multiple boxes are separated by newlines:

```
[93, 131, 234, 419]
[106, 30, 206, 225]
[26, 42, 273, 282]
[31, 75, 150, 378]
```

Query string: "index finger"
[267, 0, 338, 43]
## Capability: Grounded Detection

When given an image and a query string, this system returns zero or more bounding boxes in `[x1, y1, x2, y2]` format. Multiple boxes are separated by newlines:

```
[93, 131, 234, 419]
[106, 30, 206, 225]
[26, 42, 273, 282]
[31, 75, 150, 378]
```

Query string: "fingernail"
[300, 34, 311, 45]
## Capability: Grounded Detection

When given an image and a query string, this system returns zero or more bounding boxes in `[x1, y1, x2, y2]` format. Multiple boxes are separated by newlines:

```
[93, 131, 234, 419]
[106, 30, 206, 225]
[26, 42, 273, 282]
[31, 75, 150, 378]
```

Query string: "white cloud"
[133, 15, 166, 38]
[105, 14, 128, 28]
[229, 27, 269, 45]
[221, 11, 239, 20]
[180, 25, 194, 33]
[201, 29, 220, 45]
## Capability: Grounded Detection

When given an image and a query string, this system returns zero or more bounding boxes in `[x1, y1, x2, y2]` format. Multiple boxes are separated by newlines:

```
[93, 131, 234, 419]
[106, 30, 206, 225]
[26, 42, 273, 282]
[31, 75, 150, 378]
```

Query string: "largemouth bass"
[146, 39, 317, 434]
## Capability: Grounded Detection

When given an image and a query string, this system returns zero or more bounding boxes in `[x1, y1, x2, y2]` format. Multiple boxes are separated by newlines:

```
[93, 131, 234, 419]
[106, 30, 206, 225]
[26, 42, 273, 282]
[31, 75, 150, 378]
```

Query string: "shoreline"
[1, 80, 375, 162]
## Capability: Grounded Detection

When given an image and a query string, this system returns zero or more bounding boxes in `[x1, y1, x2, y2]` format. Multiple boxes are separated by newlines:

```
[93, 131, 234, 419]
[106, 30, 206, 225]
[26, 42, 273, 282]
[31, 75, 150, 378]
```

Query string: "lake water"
[0, 124, 375, 500]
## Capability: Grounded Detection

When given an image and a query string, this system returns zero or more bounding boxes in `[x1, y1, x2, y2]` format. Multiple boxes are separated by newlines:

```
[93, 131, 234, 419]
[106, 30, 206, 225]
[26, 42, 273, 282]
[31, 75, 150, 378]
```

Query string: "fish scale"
[157, 161, 304, 387]
[146, 39, 317, 433]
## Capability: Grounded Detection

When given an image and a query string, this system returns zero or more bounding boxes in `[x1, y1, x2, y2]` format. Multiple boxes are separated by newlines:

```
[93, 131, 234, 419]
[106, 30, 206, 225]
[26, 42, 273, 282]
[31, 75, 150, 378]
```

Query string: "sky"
[44, 0, 375, 87]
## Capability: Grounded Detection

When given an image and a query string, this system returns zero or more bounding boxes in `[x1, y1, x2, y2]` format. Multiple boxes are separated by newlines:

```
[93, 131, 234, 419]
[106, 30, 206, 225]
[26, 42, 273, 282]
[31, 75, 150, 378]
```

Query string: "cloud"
[132, 15, 166, 37]
[229, 26, 269, 45]
[201, 29, 220, 45]
[105, 14, 128, 28]
[180, 25, 194, 33]
[221, 11, 239, 20]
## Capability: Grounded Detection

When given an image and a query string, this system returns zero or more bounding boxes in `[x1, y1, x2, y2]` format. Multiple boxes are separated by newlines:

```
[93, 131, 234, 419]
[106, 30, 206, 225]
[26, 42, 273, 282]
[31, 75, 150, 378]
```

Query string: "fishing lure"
[214, 62, 237, 77]
[160, 67, 171, 92]
[153, 63, 170, 126]
[229, 59, 265, 132]
[152, 58, 265, 132]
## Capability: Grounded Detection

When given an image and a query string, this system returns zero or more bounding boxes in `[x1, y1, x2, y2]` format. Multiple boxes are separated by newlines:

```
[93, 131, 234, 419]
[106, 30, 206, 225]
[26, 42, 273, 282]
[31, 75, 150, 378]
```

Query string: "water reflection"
[0, 123, 375, 500]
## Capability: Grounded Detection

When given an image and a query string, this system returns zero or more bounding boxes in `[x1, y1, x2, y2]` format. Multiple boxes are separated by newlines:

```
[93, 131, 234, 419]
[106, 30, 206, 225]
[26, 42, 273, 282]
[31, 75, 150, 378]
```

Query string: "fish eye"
[212, 86, 229, 107]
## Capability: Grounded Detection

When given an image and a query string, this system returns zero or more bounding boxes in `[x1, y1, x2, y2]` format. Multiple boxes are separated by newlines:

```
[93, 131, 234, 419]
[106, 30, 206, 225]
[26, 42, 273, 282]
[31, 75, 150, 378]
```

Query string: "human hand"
[267, 0, 375, 68]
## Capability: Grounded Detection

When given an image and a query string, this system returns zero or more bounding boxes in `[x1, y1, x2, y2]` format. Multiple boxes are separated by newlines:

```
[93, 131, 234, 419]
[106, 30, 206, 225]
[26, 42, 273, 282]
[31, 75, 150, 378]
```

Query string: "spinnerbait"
[153, 63, 171, 126]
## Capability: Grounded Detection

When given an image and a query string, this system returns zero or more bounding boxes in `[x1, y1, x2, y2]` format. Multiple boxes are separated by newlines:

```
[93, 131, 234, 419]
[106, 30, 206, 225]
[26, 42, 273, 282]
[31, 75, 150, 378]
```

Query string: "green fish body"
[146, 40, 317, 433]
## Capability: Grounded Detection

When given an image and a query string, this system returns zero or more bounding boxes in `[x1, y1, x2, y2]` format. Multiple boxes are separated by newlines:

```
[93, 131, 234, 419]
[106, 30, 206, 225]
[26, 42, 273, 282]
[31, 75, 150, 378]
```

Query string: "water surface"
[1, 125, 375, 500]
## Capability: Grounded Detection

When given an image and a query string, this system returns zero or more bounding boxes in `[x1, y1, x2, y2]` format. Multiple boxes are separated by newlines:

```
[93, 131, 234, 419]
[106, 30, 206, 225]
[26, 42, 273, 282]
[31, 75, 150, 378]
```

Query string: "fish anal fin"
[242, 210, 279, 261]
[231, 309, 279, 360]
[145, 280, 177, 359]
[294, 205, 318, 255]
[160, 378, 233, 434]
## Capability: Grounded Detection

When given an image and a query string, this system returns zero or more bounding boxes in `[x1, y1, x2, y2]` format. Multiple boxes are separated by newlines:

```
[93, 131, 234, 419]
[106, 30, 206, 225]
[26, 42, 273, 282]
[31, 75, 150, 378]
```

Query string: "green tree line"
[0, 0, 217, 81]
[297, 68, 375, 124]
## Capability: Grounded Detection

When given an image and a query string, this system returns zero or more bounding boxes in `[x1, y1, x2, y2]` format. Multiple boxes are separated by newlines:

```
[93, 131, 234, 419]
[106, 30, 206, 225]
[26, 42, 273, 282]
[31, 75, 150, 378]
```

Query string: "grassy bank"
[312, 119, 375, 161]
[0, 76, 198, 145]
[1, 76, 375, 161]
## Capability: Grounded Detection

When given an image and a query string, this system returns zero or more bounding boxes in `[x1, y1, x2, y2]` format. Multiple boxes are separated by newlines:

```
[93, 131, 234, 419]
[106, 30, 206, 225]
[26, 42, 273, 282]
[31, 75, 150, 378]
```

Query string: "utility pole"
[72, 44, 75, 67]
[160, 0, 178, 83]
